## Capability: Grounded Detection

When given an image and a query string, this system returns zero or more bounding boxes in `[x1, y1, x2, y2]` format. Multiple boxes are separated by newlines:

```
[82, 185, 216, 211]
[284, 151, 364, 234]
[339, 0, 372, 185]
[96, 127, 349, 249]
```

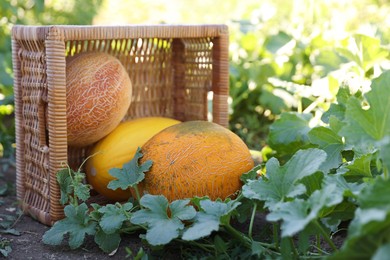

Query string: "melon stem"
[133, 186, 143, 209]
[313, 220, 338, 252]
[248, 202, 257, 239]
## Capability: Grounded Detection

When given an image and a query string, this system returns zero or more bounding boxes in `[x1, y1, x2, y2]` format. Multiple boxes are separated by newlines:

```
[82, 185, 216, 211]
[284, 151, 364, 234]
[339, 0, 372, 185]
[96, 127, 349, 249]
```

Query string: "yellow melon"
[85, 117, 181, 201]
[66, 52, 132, 147]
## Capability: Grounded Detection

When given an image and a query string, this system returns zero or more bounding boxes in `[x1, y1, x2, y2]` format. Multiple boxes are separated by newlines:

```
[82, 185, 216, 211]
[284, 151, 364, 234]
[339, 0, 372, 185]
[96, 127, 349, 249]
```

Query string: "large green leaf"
[372, 243, 390, 260]
[242, 148, 327, 209]
[130, 195, 196, 246]
[331, 177, 390, 259]
[266, 182, 343, 237]
[337, 154, 373, 181]
[337, 34, 388, 72]
[56, 168, 90, 205]
[182, 199, 240, 241]
[268, 112, 313, 154]
[308, 126, 344, 173]
[97, 202, 133, 234]
[340, 71, 390, 156]
[321, 87, 352, 124]
[94, 230, 121, 254]
[42, 203, 97, 249]
[108, 148, 152, 190]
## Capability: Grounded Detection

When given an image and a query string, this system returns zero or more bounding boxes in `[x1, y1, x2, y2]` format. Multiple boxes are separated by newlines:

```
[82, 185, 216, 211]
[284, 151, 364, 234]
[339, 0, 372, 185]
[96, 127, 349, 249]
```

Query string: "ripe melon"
[66, 52, 132, 147]
[85, 117, 181, 201]
[139, 120, 254, 201]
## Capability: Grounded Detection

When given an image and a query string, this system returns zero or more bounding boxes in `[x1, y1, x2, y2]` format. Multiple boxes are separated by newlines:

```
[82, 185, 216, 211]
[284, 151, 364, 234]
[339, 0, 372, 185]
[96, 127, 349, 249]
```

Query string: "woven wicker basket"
[11, 24, 229, 226]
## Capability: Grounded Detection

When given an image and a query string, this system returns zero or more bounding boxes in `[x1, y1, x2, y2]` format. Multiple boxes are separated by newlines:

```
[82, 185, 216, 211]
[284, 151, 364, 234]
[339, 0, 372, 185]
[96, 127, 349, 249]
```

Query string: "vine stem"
[223, 223, 276, 251]
[248, 202, 257, 239]
[62, 164, 79, 207]
[289, 237, 299, 258]
[121, 225, 144, 234]
[297, 95, 303, 113]
[313, 220, 338, 252]
[316, 234, 321, 251]
[133, 186, 143, 209]
[273, 223, 279, 249]
[223, 223, 252, 249]
[175, 239, 215, 252]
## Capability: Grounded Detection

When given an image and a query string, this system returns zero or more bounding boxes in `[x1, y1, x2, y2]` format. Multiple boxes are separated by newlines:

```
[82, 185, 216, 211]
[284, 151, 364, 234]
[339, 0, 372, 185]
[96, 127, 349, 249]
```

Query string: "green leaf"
[266, 199, 310, 237]
[265, 31, 293, 54]
[379, 137, 390, 175]
[214, 235, 228, 254]
[94, 229, 121, 254]
[372, 243, 390, 260]
[299, 171, 323, 196]
[357, 176, 390, 211]
[268, 112, 312, 154]
[42, 203, 97, 249]
[33, 0, 45, 15]
[280, 237, 293, 259]
[240, 164, 262, 184]
[331, 177, 390, 259]
[322, 202, 356, 229]
[337, 154, 373, 180]
[108, 147, 152, 191]
[378, 140, 390, 177]
[337, 34, 388, 72]
[340, 71, 390, 154]
[0, 228, 20, 236]
[73, 172, 91, 202]
[98, 203, 132, 234]
[259, 87, 288, 114]
[251, 241, 265, 257]
[242, 148, 327, 209]
[323, 174, 364, 198]
[182, 199, 240, 241]
[0, 183, 7, 196]
[308, 126, 344, 173]
[130, 195, 196, 245]
[182, 212, 220, 241]
[0, 214, 17, 230]
[321, 87, 352, 124]
[0, 239, 11, 257]
[313, 48, 348, 75]
[56, 167, 91, 204]
[331, 210, 390, 260]
[267, 182, 343, 237]
[297, 225, 311, 253]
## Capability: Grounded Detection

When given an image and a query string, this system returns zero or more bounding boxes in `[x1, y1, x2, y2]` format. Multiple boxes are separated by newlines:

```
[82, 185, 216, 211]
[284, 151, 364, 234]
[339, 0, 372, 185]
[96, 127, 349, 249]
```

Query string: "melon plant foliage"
[43, 70, 390, 258]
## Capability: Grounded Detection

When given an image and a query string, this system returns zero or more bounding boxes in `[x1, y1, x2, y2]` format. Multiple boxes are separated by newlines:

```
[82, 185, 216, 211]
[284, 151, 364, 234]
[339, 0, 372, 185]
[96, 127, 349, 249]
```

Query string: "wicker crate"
[11, 24, 229, 225]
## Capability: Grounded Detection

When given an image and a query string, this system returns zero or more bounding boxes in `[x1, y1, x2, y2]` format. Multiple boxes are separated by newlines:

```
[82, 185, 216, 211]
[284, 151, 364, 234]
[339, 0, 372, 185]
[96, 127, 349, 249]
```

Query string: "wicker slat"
[11, 24, 229, 226]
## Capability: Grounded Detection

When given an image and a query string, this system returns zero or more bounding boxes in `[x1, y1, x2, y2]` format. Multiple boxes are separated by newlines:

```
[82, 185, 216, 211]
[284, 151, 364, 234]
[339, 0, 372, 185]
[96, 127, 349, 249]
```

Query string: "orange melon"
[85, 117, 181, 201]
[66, 52, 132, 147]
[139, 120, 254, 201]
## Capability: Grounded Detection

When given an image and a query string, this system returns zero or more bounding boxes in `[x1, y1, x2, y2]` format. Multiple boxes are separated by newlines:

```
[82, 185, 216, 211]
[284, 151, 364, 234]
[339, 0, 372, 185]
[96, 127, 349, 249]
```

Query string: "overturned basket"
[11, 24, 229, 226]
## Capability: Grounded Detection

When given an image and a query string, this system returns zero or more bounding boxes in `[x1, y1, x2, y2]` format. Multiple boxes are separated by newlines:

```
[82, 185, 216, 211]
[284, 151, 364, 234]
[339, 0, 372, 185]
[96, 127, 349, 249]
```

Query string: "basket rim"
[11, 24, 229, 41]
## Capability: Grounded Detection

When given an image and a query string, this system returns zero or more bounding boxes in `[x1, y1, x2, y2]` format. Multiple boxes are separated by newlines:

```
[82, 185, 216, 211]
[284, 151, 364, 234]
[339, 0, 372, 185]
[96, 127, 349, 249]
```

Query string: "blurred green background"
[1, 0, 390, 168]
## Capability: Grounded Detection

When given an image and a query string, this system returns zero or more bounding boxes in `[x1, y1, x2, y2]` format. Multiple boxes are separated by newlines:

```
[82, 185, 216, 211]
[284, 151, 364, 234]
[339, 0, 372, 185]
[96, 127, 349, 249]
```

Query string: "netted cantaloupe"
[66, 52, 132, 147]
[139, 120, 255, 201]
[85, 117, 181, 201]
